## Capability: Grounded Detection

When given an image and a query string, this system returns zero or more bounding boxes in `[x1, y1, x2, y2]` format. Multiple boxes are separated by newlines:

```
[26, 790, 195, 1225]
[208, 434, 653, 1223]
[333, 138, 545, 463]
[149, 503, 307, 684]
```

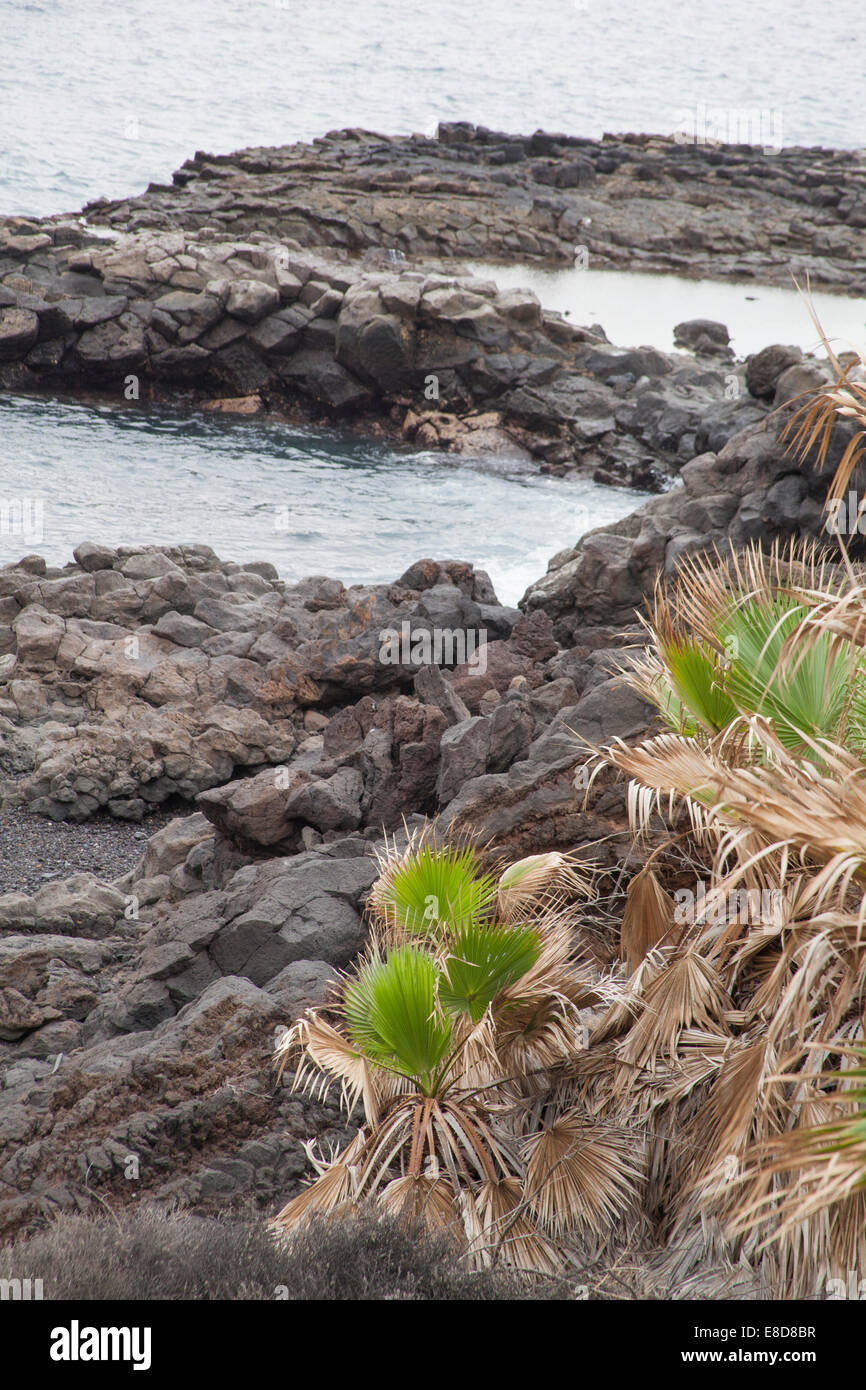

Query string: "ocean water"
[1, 0, 859, 598]
[0, 395, 653, 606]
[0, 0, 863, 220]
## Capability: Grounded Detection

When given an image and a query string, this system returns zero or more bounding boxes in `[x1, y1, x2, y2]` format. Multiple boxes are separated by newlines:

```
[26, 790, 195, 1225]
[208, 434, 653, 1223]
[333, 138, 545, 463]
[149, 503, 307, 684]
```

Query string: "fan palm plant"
[577, 319, 866, 1290]
[624, 541, 866, 761]
[591, 535, 866, 1294]
[272, 831, 640, 1273]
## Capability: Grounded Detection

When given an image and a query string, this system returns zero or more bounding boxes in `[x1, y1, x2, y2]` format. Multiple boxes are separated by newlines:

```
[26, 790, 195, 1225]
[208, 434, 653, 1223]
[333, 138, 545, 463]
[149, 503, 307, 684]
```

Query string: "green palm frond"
[788, 1055, 866, 1162]
[370, 837, 498, 935]
[658, 635, 739, 734]
[439, 921, 541, 1024]
[719, 593, 866, 756]
[628, 543, 866, 760]
[344, 946, 452, 1091]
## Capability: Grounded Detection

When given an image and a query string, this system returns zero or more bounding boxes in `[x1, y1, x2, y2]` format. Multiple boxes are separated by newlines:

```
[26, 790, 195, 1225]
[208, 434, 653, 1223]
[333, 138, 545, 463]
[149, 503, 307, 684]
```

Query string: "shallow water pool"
[0, 395, 654, 607]
[466, 264, 866, 362]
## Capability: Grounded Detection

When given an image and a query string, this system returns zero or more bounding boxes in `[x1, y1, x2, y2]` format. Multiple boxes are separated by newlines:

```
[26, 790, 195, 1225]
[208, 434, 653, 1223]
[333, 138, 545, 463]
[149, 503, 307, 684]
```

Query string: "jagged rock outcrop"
[8, 124, 865, 484]
[519, 383, 855, 642]
[0, 547, 513, 822]
[0, 222, 774, 486]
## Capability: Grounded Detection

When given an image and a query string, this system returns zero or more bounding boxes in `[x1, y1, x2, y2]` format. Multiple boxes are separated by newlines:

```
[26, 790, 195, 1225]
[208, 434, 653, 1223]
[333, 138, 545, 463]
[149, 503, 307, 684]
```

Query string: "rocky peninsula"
[0, 126, 861, 1265]
[2, 125, 864, 481]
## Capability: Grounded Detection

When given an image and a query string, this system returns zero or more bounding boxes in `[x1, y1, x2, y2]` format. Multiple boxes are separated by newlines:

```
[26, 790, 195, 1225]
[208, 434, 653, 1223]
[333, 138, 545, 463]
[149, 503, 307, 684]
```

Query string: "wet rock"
[73, 316, 147, 373]
[673, 319, 731, 354]
[335, 296, 415, 393]
[746, 344, 803, 399]
[0, 308, 38, 360]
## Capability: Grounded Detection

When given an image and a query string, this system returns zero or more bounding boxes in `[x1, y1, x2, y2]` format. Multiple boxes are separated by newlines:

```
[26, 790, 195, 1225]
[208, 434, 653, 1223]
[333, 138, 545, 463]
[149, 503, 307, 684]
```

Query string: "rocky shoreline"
[0, 387, 849, 1241]
[0, 127, 863, 1254]
[2, 124, 864, 484]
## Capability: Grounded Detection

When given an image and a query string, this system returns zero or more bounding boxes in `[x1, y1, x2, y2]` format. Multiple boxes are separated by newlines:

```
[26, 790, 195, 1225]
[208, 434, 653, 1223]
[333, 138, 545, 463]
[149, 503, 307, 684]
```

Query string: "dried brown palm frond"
[592, 525, 866, 1285]
[616, 950, 732, 1077]
[761, 928, 856, 1060]
[781, 290, 866, 506]
[591, 949, 668, 1045]
[775, 1189, 866, 1296]
[728, 1145, 866, 1294]
[377, 1173, 463, 1234]
[276, 1011, 386, 1124]
[496, 851, 593, 922]
[643, 1033, 727, 1113]
[271, 1087, 521, 1249]
[786, 580, 866, 653]
[271, 1131, 366, 1234]
[729, 1043, 866, 1228]
[660, 537, 841, 633]
[736, 923, 820, 1022]
[683, 1035, 789, 1198]
[483, 999, 586, 1077]
[608, 721, 866, 914]
[522, 1110, 644, 1236]
[472, 1177, 564, 1275]
[620, 865, 679, 973]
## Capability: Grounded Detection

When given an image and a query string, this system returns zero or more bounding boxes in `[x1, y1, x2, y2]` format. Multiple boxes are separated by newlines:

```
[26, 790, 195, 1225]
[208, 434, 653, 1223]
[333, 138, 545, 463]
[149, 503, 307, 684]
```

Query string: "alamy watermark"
[675, 880, 785, 926]
[825, 492, 866, 537]
[671, 103, 784, 153]
[49, 1322, 151, 1370]
[0, 497, 44, 545]
[378, 622, 488, 674]
[827, 1270, 866, 1299]
[0, 1277, 43, 1300]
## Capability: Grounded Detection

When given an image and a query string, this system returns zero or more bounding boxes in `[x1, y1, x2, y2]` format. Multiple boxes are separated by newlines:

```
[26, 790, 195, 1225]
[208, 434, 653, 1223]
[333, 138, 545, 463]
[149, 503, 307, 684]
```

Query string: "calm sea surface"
[1, 0, 860, 594]
[1, 0, 864, 219]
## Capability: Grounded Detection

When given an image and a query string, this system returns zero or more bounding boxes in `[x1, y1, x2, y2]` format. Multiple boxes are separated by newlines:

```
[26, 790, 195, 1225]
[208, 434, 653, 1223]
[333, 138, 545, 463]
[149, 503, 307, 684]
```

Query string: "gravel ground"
[0, 808, 180, 896]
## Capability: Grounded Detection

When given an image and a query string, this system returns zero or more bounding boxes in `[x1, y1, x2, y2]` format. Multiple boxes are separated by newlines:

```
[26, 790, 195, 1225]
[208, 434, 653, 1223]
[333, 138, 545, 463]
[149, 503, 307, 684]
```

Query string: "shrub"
[0, 1206, 556, 1300]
